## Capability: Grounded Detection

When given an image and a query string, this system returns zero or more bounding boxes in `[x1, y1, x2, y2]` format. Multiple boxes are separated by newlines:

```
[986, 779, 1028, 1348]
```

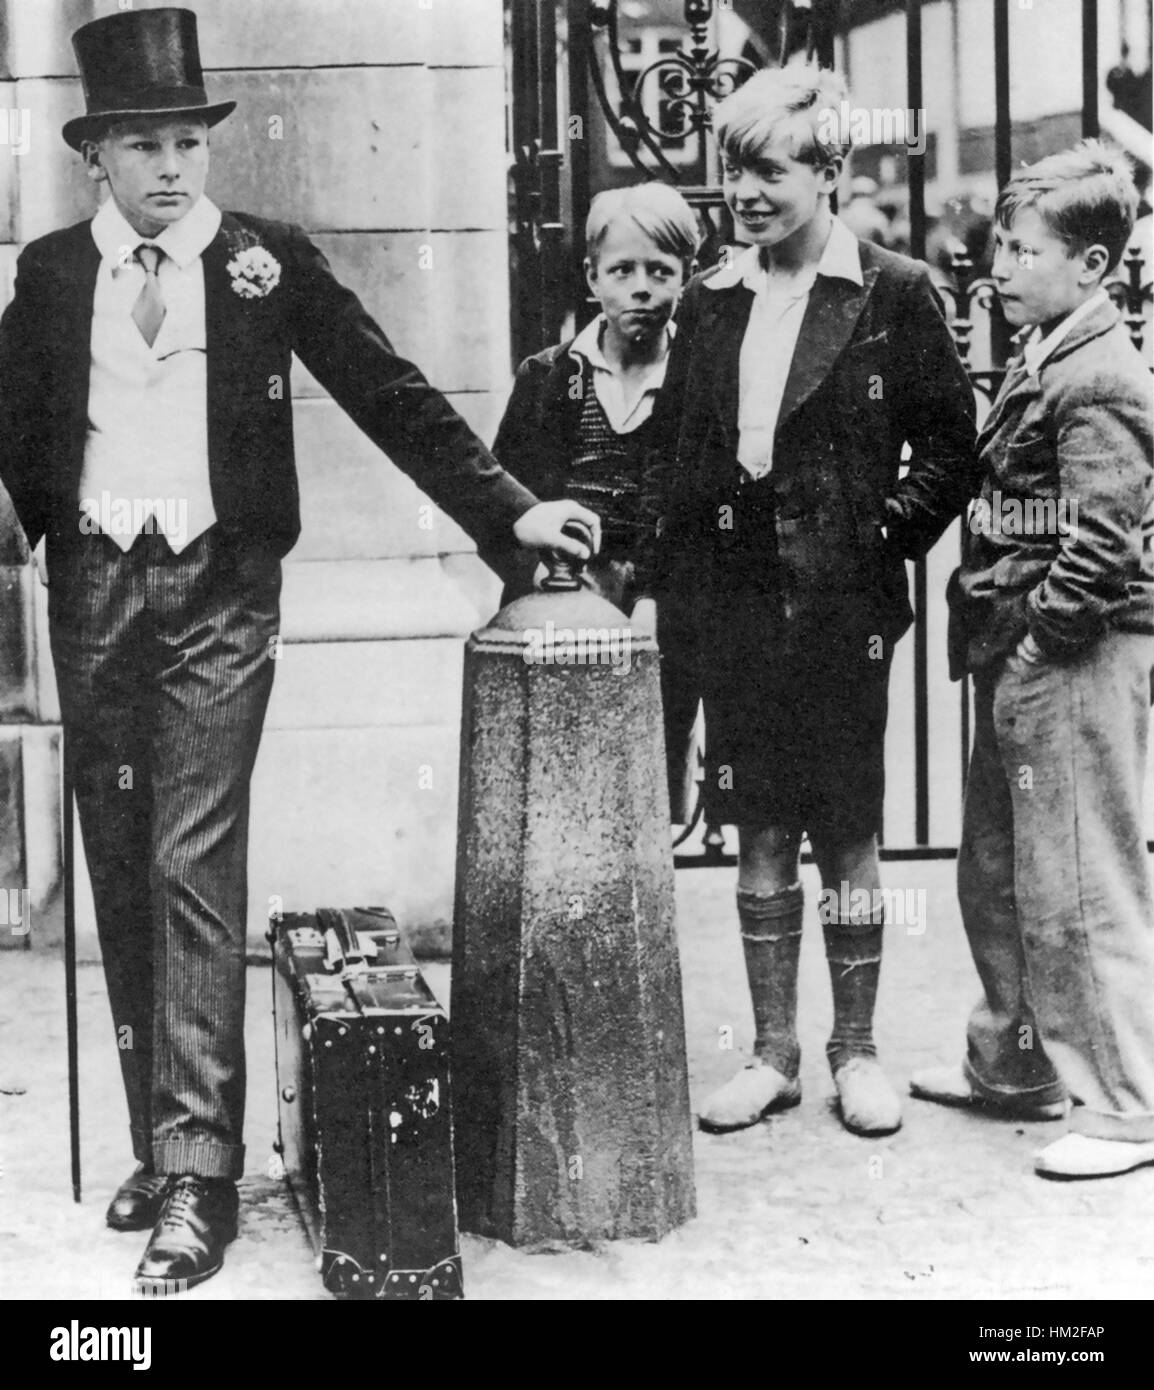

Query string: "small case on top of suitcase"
[268, 904, 462, 1300]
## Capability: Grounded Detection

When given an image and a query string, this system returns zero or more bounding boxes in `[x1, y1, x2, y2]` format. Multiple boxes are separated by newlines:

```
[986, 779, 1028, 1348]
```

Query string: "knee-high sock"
[737, 883, 804, 1077]
[823, 909, 884, 1073]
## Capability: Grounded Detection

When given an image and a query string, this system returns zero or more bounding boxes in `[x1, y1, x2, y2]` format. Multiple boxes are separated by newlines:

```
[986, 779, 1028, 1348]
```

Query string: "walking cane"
[62, 735, 81, 1202]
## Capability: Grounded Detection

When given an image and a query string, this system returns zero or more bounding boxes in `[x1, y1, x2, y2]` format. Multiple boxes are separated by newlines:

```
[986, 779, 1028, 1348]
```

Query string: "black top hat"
[63, 8, 235, 150]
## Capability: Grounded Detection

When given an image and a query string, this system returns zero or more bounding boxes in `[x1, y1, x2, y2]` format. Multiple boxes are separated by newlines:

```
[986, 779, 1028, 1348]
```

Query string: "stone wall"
[0, 0, 510, 955]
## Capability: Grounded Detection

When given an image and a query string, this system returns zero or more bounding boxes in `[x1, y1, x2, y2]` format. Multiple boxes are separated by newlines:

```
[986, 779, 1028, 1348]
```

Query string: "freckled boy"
[490, 181, 701, 807]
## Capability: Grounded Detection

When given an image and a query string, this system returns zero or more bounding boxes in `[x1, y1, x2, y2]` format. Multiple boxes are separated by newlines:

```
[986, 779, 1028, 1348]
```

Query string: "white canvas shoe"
[833, 1056, 902, 1136]
[697, 1060, 801, 1133]
[1035, 1133, 1154, 1179]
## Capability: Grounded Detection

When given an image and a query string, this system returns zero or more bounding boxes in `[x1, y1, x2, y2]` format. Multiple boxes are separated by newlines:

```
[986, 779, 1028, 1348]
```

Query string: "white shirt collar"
[1021, 288, 1110, 375]
[91, 194, 222, 270]
[568, 311, 676, 371]
[706, 216, 865, 293]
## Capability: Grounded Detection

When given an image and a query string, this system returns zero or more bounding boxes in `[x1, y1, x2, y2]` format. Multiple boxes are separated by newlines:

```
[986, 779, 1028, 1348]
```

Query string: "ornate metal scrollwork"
[938, 242, 1150, 390]
[935, 247, 1007, 409]
[1107, 244, 1153, 354]
[588, 0, 758, 182]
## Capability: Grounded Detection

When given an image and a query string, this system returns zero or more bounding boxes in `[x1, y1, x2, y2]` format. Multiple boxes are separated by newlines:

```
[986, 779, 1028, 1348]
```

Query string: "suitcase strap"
[316, 907, 368, 974]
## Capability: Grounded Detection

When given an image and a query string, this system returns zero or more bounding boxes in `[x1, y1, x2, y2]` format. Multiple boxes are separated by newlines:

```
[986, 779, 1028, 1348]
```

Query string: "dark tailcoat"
[0, 211, 535, 559]
[0, 211, 538, 1177]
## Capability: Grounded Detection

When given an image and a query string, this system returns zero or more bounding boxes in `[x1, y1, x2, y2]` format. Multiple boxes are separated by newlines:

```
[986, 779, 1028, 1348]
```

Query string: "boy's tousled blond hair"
[585, 182, 702, 270]
[995, 139, 1138, 273]
[713, 63, 850, 171]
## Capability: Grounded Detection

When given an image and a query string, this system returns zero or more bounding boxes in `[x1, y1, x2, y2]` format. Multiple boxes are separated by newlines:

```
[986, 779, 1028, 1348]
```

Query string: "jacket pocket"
[776, 511, 877, 593]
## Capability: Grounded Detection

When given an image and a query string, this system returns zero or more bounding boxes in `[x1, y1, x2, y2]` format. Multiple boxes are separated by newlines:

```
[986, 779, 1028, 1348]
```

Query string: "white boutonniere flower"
[227, 245, 281, 299]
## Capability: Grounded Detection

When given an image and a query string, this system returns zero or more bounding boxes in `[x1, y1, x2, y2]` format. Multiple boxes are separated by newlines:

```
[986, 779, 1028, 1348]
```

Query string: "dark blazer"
[948, 297, 1154, 678]
[488, 337, 685, 603]
[0, 211, 536, 559]
[654, 237, 979, 646]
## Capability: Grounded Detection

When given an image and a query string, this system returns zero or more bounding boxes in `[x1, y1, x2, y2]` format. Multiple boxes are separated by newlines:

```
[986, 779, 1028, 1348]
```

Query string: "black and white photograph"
[0, 0, 1152, 1340]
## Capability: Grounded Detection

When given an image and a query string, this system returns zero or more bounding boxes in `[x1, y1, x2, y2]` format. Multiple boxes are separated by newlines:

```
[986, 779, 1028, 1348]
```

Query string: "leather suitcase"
[268, 905, 463, 1300]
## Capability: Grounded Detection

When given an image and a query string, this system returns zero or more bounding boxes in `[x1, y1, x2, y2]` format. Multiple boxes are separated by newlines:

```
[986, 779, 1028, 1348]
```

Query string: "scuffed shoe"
[833, 1056, 902, 1136]
[1035, 1133, 1154, 1179]
[910, 1064, 1066, 1121]
[697, 1060, 801, 1134]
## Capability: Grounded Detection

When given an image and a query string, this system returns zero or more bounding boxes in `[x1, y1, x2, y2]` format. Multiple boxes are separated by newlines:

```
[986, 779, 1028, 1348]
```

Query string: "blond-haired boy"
[654, 64, 978, 1137]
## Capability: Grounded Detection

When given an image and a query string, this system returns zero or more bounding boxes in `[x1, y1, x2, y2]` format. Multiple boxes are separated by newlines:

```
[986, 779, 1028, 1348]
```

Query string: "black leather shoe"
[106, 1165, 171, 1232]
[133, 1175, 239, 1294]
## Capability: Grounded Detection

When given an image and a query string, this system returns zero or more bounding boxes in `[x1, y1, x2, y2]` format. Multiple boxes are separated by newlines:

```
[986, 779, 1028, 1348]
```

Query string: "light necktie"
[131, 243, 166, 347]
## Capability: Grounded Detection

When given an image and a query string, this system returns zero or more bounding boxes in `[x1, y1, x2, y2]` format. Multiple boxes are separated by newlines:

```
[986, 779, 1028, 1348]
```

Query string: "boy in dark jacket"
[491, 182, 702, 813]
[656, 65, 978, 1138]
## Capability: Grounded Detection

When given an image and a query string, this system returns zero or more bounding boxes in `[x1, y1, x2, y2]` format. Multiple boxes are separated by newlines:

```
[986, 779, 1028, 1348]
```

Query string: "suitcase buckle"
[289, 927, 325, 950]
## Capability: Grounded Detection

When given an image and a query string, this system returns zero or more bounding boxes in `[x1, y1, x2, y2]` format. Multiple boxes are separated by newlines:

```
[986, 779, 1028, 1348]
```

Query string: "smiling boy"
[653, 65, 978, 1138]
[0, 8, 596, 1293]
[912, 142, 1154, 1178]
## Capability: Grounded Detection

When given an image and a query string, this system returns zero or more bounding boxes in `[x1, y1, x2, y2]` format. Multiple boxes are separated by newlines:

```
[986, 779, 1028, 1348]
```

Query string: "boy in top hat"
[0, 7, 597, 1293]
[911, 143, 1154, 1179]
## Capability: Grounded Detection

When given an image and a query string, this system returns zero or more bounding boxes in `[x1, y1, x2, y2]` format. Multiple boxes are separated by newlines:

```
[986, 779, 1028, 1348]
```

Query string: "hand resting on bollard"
[513, 500, 601, 561]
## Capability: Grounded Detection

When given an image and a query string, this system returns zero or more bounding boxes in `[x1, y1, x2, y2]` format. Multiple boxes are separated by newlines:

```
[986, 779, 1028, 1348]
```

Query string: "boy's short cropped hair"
[995, 139, 1138, 273]
[713, 63, 850, 172]
[585, 182, 702, 270]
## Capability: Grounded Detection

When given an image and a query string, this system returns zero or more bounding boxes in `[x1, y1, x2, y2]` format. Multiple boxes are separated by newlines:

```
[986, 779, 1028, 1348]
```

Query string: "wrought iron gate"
[507, 0, 1153, 866]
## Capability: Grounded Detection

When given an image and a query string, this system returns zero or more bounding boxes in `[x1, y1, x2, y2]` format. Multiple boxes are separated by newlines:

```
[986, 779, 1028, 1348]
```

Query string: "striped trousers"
[47, 526, 280, 1179]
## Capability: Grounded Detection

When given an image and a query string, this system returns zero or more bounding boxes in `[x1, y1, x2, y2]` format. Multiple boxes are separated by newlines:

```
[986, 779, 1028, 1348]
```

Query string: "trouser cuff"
[153, 1138, 245, 1179]
[963, 1056, 1066, 1109]
[131, 1127, 153, 1167]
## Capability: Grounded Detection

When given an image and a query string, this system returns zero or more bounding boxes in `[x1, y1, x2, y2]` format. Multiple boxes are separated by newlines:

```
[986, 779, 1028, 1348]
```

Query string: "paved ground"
[2, 858, 1152, 1301]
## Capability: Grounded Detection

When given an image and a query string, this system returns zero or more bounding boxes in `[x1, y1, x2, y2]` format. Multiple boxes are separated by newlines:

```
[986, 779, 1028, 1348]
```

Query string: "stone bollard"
[451, 543, 695, 1247]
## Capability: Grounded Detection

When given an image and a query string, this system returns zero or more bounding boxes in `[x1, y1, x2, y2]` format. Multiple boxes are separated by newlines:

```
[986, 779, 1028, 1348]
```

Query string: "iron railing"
[507, 0, 1154, 866]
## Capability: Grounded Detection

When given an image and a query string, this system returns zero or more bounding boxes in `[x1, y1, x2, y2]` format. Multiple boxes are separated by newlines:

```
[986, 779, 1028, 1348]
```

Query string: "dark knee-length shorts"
[691, 587, 894, 841]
